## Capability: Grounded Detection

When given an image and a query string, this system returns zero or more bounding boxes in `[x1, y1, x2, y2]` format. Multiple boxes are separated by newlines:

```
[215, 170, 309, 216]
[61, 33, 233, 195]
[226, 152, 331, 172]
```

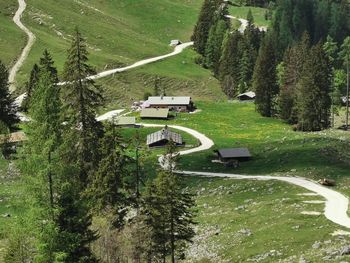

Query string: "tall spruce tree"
[18, 51, 62, 262]
[339, 37, 350, 129]
[62, 28, 104, 183]
[278, 33, 310, 123]
[253, 34, 278, 117]
[144, 142, 196, 263]
[0, 61, 17, 128]
[22, 63, 40, 112]
[219, 30, 244, 97]
[296, 44, 331, 131]
[323, 36, 338, 127]
[191, 0, 221, 55]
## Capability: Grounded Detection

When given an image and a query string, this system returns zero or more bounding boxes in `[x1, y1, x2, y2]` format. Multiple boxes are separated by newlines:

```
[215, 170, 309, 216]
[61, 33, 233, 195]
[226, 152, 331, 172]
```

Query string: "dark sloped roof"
[218, 148, 251, 158]
[147, 128, 183, 146]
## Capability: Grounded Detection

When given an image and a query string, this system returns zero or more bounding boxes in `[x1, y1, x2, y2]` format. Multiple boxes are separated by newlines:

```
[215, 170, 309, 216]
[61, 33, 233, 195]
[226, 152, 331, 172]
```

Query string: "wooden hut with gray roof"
[146, 126, 183, 148]
[147, 96, 195, 112]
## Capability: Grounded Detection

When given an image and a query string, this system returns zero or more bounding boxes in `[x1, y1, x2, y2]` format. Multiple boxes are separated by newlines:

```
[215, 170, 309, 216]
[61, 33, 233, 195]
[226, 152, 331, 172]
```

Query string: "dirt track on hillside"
[9, 0, 36, 93]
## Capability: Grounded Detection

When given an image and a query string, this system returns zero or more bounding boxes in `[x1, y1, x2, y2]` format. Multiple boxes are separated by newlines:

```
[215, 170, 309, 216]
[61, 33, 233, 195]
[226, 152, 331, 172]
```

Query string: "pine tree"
[323, 36, 338, 127]
[219, 30, 243, 97]
[204, 19, 228, 75]
[143, 142, 196, 263]
[191, 0, 221, 55]
[18, 53, 62, 262]
[339, 36, 350, 129]
[62, 28, 104, 183]
[22, 63, 40, 112]
[40, 49, 59, 83]
[253, 34, 278, 117]
[278, 33, 310, 123]
[86, 122, 129, 227]
[296, 44, 331, 131]
[0, 61, 17, 128]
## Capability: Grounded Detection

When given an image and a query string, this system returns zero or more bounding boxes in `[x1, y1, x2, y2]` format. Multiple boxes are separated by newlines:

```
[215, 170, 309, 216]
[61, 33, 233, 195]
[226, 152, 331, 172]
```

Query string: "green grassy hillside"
[0, 1, 269, 107]
[0, 0, 226, 105]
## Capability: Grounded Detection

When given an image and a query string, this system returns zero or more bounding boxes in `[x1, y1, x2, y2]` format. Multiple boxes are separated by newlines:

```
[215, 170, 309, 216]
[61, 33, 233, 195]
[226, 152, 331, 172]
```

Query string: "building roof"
[147, 96, 191, 106]
[140, 108, 169, 119]
[115, 116, 136, 126]
[147, 127, 183, 146]
[217, 148, 252, 158]
[237, 91, 256, 99]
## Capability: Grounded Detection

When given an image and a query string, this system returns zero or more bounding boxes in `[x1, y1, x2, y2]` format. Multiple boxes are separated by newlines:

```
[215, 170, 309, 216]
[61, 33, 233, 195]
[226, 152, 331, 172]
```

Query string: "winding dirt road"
[141, 123, 350, 229]
[9, 0, 36, 93]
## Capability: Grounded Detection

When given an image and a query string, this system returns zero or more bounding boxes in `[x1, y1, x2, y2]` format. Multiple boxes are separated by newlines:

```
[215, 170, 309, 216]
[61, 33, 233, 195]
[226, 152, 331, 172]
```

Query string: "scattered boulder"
[312, 241, 321, 249]
[238, 228, 252, 236]
[339, 246, 350, 256]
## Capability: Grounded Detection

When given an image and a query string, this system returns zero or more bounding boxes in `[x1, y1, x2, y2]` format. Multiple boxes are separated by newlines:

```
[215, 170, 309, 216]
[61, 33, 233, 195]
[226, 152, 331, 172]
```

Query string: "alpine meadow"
[2, 0, 350, 262]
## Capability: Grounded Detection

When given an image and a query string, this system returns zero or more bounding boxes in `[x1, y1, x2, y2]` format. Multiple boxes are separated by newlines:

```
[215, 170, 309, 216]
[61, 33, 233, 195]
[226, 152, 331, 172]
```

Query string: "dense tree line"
[192, 0, 350, 131]
[2, 29, 196, 263]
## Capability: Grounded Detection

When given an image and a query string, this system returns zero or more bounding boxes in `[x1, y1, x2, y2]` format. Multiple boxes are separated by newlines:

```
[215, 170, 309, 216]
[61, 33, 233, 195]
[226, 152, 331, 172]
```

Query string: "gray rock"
[340, 246, 350, 255]
[299, 255, 308, 263]
[238, 228, 252, 236]
[312, 241, 321, 249]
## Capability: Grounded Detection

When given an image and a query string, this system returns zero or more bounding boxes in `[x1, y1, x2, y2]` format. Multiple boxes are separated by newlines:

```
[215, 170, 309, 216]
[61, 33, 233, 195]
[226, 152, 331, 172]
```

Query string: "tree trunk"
[346, 61, 349, 129]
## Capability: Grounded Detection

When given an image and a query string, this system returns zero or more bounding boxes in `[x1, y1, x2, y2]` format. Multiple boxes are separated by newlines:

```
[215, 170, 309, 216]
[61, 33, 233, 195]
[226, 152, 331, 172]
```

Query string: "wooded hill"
[192, 0, 350, 131]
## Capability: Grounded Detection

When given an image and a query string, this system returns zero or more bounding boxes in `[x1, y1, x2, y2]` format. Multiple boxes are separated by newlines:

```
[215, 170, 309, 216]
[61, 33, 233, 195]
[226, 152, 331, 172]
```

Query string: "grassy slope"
[229, 6, 270, 27]
[121, 101, 350, 262]
[0, 0, 223, 105]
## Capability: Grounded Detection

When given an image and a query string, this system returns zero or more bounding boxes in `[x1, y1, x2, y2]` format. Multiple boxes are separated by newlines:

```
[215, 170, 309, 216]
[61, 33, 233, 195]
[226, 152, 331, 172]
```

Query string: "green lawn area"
[229, 6, 270, 27]
[137, 101, 350, 194]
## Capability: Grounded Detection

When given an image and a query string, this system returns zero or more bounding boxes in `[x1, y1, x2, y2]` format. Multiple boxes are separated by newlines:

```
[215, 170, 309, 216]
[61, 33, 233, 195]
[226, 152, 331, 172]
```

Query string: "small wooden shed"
[216, 148, 252, 162]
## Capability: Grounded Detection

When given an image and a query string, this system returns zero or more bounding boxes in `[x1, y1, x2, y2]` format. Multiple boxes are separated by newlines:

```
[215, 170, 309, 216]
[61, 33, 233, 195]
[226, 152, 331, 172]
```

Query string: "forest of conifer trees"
[192, 0, 350, 131]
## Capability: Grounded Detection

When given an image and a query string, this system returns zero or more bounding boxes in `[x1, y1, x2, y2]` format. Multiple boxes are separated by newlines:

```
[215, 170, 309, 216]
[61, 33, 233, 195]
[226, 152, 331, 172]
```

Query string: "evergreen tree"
[87, 122, 129, 227]
[219, 30, 243, 96]
[204, 19, 228, 75]
[62, 28, 104, 183]
[191, 0, 222, 55]
[0, 61, 17, 128]
[253, 34, 279, 117]
[323, 36, 338, 127]
[40, 49, 59, 83]
[22, 63, 40, 112]
[296, 44, 331, 131]
[18, 53, 62, 262]
[339, 36, 350, 129]
[143, 142, 196, 263]
[278, 33, 310, 123]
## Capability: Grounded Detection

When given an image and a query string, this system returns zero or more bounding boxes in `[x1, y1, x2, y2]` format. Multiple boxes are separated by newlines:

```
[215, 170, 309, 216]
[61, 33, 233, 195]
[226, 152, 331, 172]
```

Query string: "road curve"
[225, 15, 267, 33]
[9, 0, 36, 93]
[142, 122, 350, 229]
[58, 42, 194, 85]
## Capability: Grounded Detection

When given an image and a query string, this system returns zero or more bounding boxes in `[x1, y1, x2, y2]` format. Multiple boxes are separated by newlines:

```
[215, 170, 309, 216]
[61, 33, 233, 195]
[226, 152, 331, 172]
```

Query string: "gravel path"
[225, 15, 267, 33]
[58, 42, 194, 85]
[142, 123, 350, 229]
[9, 0, 36, 92]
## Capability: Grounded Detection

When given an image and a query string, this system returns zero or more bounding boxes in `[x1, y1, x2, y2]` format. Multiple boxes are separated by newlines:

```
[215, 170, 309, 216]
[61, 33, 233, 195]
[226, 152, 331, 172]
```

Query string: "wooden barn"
[146, 126, 183, 148]
[146, 96, 195, 112]
[216, 148, 252, 162]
